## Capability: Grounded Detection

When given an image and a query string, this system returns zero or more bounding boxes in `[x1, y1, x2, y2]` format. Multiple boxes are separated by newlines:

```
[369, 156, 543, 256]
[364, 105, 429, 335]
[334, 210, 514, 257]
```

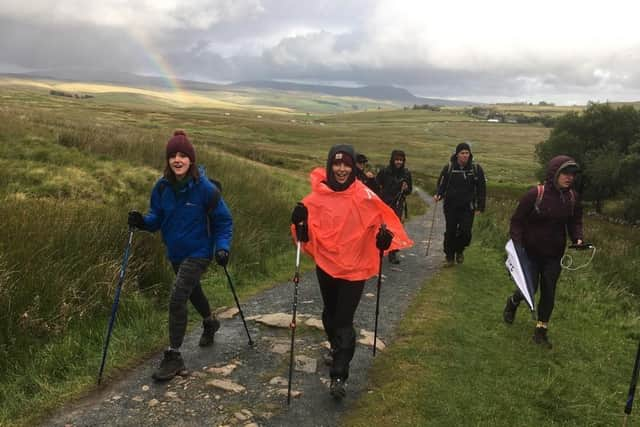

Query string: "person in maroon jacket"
[502, 155, 584, 348]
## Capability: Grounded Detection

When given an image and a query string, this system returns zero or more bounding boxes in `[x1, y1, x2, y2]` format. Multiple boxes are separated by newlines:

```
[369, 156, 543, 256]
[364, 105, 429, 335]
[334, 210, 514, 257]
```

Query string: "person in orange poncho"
[290, 144, 413, 400]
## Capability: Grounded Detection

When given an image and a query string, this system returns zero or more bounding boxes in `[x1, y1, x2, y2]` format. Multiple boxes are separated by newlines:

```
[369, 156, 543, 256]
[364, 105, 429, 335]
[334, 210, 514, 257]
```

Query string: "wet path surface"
[42, 190, 445, 427]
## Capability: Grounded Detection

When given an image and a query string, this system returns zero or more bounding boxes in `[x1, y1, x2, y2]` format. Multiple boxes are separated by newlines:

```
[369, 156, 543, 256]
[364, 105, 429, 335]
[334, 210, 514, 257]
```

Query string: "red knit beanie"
[166, 130, 195, 162]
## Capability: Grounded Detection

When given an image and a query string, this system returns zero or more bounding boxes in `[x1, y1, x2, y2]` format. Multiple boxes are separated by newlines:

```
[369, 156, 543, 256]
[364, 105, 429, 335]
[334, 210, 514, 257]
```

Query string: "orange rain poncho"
[292, 167, 413, 281]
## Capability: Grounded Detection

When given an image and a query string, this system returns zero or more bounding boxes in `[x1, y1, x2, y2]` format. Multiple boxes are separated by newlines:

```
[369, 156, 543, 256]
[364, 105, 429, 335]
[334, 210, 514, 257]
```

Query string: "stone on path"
[294, 355, 317, 373]
[217, 307, 239, 319]
[304, 317, 324, 330]
[251, 313, 291, 328]
[364, 293, 375, 298]
[269, 376, 288, 386]
[269, 342, 289, 354]
[277, 389, 302, 398]
[148, 399, 159, 407]
[206, 363, 237, 376]
[206, 379, 246, 393]
[358, 329, 386, 351]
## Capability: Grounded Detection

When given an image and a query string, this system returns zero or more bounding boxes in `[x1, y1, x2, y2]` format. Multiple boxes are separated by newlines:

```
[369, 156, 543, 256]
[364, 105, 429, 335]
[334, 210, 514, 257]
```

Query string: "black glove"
[376, 226, 394, 251]
[215, 249, 229, 267]
[291, 203, 308, 225]
[128, 210, 145, 229]
[291, 203, 309, 242]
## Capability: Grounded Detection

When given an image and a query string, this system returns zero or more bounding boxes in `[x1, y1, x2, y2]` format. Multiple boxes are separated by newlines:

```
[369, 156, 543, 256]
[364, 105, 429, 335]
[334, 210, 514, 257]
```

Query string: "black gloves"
[291, 203, 308, 224]
[376, 225, 394, 251]
[215, 249, 229, 267]
[291, 203, 309, 242]
[128, 210, 145, 229]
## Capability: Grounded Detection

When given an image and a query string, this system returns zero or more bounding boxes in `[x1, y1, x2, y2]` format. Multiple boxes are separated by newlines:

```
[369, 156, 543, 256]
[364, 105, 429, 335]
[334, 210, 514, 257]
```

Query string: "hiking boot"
[503, 296, 519, 324]
[533, 327, 552, 349]
[329, 378, 347, 400]
[456, 252, 464, 264]
[199, 317, 220, 347]
[152, 350, 185, 381]
[388, 251, 400, 264]
[445, 256, 455, 267]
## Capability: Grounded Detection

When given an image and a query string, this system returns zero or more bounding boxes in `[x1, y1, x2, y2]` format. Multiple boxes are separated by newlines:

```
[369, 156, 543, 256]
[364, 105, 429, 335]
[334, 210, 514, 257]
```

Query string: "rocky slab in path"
[41, 190, 445, 427]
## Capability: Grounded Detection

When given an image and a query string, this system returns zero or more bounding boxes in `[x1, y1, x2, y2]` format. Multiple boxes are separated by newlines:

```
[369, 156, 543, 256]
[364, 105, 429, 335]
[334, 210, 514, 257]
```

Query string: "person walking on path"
[355, 153, 379, 193]
[291, 144, 413, 400]
[502, 155, 584, 348]
[127, 130, 233, 381]
[434, 142, 486, 266]
[376, 150, 413, 264]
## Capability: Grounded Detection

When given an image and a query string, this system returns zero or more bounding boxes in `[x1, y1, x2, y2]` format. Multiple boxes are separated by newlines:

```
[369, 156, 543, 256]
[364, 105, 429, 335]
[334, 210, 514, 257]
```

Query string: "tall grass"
[0, 104, 307, 425]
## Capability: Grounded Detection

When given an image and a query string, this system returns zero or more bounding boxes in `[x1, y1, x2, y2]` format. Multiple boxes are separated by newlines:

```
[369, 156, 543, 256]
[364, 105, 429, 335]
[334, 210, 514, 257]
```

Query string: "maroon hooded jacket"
[510, 155, 584, 257]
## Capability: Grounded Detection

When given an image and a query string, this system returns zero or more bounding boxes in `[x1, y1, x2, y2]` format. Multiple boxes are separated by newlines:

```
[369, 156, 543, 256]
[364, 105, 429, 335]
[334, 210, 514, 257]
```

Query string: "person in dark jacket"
[434, 142, 486, 266]
[502, 155, 584, 348]
[376, 150, 412, 264]
[355, 153, 379, 193]
[128, 130, 233, 380]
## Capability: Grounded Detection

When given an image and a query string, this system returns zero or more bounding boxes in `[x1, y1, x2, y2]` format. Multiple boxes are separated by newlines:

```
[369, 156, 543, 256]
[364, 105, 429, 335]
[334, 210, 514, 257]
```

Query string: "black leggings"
[316, 266, 365, 380]
[512, 254, 562, 323]
[169, 258, 212, 349]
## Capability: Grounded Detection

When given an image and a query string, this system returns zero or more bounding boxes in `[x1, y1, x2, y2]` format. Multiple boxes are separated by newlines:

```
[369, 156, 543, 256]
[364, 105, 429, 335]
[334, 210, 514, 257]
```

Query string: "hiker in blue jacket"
[128, 130, 233, 381]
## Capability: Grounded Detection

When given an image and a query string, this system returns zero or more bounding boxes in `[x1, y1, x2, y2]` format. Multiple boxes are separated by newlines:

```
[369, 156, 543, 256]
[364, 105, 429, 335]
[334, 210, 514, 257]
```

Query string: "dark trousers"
[443, 205, 475, 258]
[512, 254, 562, 323]
[316, 266, 365, 380]
[169, 258, 211, 349]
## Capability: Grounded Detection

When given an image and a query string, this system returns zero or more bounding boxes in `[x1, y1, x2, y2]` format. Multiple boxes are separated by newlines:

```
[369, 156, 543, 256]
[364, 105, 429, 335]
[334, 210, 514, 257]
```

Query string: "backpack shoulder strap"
[534, 184, 544, 213]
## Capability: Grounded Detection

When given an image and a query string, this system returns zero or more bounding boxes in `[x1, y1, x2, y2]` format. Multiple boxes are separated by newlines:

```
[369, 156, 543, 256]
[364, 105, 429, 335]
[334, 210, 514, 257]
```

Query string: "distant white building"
[487, 118, 500, 123]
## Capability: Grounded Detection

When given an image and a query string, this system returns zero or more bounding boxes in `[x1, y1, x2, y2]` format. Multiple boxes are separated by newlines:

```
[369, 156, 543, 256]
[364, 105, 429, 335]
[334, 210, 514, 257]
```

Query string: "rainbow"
[129, 28, 183, 93]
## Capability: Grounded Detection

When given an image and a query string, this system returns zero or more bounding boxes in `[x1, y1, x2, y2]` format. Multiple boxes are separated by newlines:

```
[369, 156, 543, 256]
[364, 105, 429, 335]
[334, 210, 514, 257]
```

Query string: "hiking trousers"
[511, 254, 562, 323]
[316, 266, 365, 380]
[443, 205, 475, 258]
[169, 258, 212, 349]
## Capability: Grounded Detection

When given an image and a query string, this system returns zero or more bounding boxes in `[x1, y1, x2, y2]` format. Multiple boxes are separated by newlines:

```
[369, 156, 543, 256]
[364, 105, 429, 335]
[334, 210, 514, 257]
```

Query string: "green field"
[2, 77, 637, 426]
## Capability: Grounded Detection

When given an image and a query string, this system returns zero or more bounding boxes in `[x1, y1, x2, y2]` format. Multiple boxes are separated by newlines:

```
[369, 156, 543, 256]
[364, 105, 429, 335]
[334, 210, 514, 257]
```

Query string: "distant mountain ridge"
[1, 68, 476, 106]
[232, 80, 473, 106]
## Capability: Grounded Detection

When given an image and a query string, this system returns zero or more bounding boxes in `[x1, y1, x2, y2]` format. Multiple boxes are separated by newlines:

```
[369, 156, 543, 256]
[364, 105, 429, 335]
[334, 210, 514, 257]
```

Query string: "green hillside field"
[1, 78, 638, 426]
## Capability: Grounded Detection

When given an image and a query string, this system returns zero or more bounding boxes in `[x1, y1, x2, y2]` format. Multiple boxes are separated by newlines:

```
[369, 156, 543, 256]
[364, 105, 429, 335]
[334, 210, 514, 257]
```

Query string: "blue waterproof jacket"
[142, 167, 233, 263]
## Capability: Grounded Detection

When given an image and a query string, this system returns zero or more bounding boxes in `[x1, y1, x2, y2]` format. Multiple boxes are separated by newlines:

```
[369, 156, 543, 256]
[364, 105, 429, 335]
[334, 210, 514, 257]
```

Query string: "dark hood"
[388, 150, 406, 174]
[545, 155, 579, 189]
[325, 144, 357, 191]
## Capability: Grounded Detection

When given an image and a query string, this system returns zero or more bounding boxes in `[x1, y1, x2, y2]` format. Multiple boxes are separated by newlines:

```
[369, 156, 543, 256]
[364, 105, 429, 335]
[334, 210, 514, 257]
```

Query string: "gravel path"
[42, 189, 445, 427]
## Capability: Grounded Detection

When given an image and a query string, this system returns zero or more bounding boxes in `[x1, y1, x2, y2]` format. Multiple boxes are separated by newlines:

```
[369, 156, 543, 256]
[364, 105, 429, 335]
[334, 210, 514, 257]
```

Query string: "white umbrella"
[505, 239, 536, 312]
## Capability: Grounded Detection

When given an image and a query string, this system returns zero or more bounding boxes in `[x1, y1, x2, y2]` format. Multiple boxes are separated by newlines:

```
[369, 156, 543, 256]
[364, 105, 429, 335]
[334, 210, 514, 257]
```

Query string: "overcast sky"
[2, 0, 640, 104]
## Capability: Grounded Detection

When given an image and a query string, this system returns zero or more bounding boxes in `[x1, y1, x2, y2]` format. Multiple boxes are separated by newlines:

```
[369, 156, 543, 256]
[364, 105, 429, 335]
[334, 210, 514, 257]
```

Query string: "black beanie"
[455, 142, 471, 154]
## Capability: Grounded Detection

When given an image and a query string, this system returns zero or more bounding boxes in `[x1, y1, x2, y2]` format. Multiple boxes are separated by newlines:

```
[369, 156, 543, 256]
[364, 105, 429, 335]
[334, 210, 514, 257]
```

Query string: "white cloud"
[0, 0, 265, 31]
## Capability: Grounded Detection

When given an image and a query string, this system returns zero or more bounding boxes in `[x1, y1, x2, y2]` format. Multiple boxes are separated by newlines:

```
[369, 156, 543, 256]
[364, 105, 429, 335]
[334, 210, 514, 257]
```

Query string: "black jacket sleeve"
[435, 164, 449, 198]
[404, 170, 413, 195]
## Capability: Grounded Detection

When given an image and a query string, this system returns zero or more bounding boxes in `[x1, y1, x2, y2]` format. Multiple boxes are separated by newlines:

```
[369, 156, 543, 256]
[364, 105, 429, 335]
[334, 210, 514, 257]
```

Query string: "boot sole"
[152, 367, 187, 381]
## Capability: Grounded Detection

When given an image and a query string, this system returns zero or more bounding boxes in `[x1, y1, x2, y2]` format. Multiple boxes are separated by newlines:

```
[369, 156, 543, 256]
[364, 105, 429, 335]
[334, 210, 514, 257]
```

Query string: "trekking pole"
[623, 338, 640, 426]
[98, 227, 134, 385]
[373, 224, 386, 357]
[425, 199, 439, 256]
[222, 266, 254, 346]
[287, 239, 302, 405]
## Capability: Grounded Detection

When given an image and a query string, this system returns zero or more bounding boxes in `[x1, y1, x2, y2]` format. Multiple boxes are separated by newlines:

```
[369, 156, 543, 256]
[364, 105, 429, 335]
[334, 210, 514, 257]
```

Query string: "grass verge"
[345, 243, 638, 426]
